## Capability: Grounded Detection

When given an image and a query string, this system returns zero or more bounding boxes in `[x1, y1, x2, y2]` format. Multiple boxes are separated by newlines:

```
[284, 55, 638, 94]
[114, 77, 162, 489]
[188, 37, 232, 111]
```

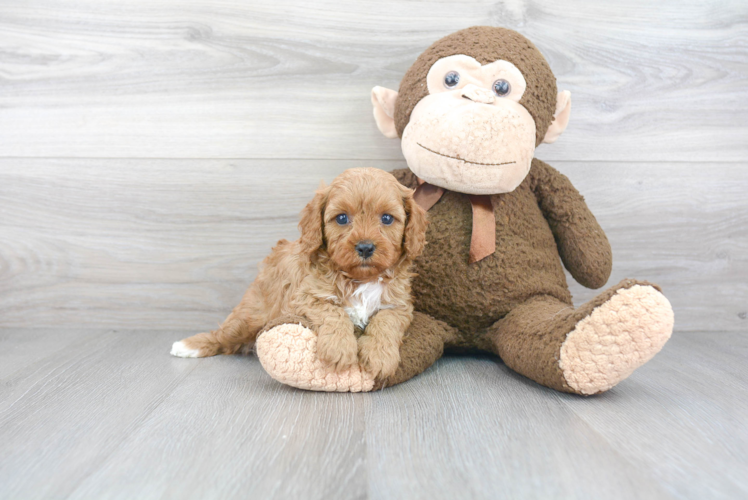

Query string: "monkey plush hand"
[256, 26, 674, 395]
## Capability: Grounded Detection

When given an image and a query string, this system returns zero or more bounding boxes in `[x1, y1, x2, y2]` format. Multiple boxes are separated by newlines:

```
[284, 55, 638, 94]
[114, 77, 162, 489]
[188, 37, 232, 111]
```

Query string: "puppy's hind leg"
[171, 288, 267, 358]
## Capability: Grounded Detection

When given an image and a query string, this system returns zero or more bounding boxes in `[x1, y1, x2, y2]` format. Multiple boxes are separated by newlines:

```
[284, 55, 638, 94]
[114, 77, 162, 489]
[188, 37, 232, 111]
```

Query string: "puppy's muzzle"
[355, 241, 376, 260]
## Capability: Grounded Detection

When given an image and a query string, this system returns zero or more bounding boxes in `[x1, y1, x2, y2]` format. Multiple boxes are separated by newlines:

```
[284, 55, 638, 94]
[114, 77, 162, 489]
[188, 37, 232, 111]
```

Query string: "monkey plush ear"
[371, 86, 399, 139]
[542, 90, 572, 144]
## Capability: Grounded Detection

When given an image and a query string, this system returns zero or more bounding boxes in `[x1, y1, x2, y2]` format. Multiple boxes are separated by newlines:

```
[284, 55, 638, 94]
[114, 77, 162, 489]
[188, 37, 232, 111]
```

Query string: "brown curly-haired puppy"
[171, 167, 427, 378]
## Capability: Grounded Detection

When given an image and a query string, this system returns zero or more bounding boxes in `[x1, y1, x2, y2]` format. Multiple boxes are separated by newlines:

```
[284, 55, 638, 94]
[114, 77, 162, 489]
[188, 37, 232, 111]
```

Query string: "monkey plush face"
[372, 27, 571, 195]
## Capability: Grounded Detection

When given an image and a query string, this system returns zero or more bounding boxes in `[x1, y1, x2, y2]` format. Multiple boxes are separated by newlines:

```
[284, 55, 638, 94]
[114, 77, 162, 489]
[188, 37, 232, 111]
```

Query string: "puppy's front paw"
[317, 330, 358, 371]
[358, 335, 401, 380]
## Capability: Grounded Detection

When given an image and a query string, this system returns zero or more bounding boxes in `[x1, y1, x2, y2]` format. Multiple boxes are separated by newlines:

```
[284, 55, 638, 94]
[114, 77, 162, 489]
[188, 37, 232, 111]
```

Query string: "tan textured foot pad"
[560, 285, 674, 395]
[255, 323, 376, 392]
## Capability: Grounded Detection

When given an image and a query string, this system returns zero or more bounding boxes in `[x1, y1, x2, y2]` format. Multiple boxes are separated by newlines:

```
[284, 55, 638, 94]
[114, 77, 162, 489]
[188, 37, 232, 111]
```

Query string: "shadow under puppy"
[171, 167, 427, 379]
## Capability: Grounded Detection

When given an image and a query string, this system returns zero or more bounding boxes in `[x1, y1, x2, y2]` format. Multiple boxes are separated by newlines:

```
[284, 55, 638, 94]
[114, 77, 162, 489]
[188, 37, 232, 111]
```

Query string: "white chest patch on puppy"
[345, 279, 391, 329]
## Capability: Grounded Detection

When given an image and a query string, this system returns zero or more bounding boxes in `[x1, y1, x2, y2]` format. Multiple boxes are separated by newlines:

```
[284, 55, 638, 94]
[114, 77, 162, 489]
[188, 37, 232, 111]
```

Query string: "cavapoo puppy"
[171, 167, 427, 378]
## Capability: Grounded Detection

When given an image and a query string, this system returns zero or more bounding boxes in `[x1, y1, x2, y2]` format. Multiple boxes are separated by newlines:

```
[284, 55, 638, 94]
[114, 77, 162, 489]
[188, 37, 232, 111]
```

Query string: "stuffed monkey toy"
[255, 26, 674, 395]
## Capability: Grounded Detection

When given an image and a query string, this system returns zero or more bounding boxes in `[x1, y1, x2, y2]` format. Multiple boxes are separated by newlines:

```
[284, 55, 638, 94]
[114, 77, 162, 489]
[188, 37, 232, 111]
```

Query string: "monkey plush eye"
[381, 214, 394, 225]
[335, 214, 349, 225]
[492, 79, 511, 97]
[443, 71, 460, 88]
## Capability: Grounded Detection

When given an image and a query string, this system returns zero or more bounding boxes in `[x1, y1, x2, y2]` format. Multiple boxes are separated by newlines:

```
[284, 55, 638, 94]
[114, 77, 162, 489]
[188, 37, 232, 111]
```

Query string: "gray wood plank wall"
[1, 0, 747, 332]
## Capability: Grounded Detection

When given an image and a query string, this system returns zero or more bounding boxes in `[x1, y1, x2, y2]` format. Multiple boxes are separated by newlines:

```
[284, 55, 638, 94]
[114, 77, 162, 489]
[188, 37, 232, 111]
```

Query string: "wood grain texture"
[68, 345, 367, 500]
[562, 162, 748, 332]
[0, 0, 746, 161]
[0, 327, 100, 379]
[1, 159, 745, 332]
[364, 331, 748, 500]
[559, 332, 748, 499]
[364, 358, 671, 500]
[0, 330, 197, 499]
[0, 329, 745, 499]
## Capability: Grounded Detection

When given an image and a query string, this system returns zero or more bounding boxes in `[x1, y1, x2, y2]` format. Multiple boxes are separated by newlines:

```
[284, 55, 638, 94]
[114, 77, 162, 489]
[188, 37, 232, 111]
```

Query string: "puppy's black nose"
[355, 241, 376, 259]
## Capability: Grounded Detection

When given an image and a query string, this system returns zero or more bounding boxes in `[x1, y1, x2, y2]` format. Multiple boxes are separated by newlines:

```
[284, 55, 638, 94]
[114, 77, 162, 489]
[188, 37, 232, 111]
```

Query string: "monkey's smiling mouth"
[417, 143, 516, 167]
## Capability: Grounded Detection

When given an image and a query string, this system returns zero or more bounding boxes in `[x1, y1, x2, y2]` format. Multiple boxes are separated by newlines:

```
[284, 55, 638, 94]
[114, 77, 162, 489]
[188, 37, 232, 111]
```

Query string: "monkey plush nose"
[461, 84, 495, 104]
[355, 241, 376, 259]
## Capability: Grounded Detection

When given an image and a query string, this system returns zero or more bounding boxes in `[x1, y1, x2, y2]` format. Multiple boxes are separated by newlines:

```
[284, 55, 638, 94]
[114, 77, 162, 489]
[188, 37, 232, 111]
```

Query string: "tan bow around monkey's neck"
[412, 179, 496, 264]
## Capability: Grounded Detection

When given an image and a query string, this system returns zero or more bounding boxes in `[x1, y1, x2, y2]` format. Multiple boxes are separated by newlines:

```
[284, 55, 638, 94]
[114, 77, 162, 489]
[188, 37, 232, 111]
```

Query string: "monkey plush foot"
[559, 285, 674, 395]
[255, 323, 375, 392]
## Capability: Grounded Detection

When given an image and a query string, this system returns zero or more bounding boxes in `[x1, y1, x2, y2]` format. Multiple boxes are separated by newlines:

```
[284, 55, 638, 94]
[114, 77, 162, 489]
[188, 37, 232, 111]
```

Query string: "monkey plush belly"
[411, 185, 572, 336]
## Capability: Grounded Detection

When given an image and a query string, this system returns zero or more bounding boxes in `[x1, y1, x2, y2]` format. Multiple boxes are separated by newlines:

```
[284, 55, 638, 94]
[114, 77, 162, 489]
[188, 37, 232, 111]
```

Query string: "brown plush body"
[382, 163, 645, 392]
[396, 161, 609, 334]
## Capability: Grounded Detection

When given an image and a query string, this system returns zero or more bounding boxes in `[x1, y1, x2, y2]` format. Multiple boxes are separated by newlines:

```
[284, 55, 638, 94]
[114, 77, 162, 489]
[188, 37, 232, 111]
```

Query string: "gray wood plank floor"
[0, 329, 745, 499]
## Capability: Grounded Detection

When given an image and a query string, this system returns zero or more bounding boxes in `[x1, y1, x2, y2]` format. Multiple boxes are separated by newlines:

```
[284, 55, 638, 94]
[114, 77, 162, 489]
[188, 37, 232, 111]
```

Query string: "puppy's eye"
[335, 214, 349, 225]
[381, 214, 394, 225]
[492, 79, 511, 97]
[443, 71, 460, 89]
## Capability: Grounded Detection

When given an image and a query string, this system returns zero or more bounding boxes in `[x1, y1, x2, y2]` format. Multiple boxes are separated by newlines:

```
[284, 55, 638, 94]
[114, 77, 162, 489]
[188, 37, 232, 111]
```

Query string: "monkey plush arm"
[530, 158, 612, 289]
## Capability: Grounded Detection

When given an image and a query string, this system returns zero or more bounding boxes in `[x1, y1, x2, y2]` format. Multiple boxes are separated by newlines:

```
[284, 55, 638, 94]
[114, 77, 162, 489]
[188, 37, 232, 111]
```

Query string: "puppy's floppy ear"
[401, 185, 428, 261]
[298, 182, 329, 256]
